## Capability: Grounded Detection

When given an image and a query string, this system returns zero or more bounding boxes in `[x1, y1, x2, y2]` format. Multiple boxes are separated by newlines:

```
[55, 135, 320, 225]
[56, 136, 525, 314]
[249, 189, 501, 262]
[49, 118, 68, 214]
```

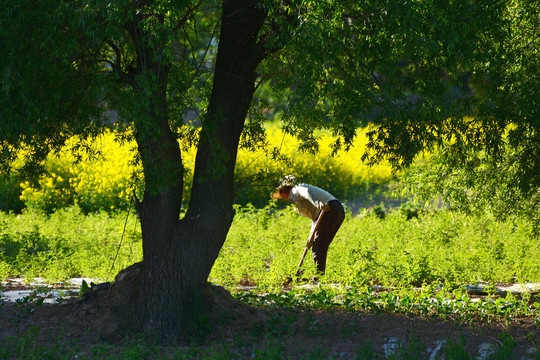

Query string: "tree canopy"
[398, 0, 540, 232]
[2, 1, 536, 179]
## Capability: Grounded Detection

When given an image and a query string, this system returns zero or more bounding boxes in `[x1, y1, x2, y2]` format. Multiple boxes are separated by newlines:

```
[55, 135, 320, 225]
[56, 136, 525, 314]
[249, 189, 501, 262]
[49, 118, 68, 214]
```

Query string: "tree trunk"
[134, 0, 268, 341]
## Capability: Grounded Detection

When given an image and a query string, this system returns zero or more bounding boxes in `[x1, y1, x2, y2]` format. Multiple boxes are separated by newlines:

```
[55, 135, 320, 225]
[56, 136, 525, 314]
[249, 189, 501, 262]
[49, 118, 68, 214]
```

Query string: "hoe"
[286, 209, 326, 283]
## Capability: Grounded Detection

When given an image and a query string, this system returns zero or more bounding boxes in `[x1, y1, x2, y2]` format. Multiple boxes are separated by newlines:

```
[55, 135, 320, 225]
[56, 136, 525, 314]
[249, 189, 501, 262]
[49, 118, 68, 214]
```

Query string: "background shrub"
[2, 124, 401, 213]
[0, 172, 24, 213]
[229, 124, 400, 207]
[0, 207, 142, 281]
[0, 203, 537, 286]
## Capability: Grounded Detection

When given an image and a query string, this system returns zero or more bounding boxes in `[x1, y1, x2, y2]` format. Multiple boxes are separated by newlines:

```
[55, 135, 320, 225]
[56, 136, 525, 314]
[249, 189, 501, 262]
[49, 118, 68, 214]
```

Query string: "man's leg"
[312, 200, 345, 273]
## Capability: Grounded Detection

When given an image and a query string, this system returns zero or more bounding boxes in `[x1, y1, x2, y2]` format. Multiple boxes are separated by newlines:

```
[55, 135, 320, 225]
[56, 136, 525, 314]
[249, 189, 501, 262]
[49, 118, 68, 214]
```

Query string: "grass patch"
[0, 206, 141, 281]
[1, 203, 539, 330]
[212, 202, 539, 289]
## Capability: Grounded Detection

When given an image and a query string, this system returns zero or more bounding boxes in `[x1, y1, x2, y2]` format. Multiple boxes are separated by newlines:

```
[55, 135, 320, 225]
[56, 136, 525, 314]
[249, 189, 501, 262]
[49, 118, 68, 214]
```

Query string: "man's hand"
[321, 203, 330, 212]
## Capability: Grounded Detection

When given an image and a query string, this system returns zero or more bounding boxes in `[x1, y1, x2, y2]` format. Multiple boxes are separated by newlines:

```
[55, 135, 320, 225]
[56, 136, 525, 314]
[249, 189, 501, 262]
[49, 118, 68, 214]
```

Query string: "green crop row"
[0, 124, 400, 213]
[2, 204, 539, 333]
[1, 203, 537, 288]
[212, 202, 539, 290]
[0, 206, 141, 281]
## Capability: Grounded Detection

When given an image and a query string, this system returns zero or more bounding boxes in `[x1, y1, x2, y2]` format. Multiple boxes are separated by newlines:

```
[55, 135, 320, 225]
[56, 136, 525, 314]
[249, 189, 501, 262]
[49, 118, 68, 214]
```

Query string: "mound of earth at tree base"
[68, 262, 268, 343]
[1, 266, 540, 359]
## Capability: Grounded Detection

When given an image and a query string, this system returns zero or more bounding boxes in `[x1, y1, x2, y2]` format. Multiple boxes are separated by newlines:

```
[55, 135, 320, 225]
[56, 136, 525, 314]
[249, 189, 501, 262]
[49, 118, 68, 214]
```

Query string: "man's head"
[272, 185, 292, 200]
[271, 175, 296, 200]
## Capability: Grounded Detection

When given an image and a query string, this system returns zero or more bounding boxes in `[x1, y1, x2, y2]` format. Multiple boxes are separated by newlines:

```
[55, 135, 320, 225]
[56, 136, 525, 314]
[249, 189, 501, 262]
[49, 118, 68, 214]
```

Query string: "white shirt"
[289, 183, 336, 222]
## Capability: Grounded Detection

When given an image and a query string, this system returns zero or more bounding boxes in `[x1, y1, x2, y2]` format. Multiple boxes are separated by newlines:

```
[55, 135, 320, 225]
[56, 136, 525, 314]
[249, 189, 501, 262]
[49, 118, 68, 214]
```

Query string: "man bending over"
[271, 175, 345, 276]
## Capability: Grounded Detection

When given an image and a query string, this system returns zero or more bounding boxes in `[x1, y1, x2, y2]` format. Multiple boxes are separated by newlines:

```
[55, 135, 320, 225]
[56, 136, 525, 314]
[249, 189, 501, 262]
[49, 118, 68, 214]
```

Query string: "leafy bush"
[235, 125, 398, 207]
[210, 204, 539, 289]
[2, 124, 399, 213]
[0, 204, 537, 288]
[18, 131, 136, 213]
[0, 172, 24, 213]
[0, 206, 142, 281]
[399, 146, 540, 236]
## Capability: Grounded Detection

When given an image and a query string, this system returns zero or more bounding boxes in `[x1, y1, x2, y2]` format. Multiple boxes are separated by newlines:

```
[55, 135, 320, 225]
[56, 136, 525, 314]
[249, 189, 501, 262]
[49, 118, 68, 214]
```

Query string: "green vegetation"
[0, 207, 141, 281]
[2, 204, 537, 288]
[2, 0, 539, 340]
[0, 328, 526, 360]
[2, 203, 539, 327]
[215, 203, 539, 289]
[0, 124, 399, 213]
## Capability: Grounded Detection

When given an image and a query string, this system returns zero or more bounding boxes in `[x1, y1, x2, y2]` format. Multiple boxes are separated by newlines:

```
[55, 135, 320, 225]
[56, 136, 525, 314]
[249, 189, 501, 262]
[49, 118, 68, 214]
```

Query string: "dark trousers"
[312, 200, 345, 274]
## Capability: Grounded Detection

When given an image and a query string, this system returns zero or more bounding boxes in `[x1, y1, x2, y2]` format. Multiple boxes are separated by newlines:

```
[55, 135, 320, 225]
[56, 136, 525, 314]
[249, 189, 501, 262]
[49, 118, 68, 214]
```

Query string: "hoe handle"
[296, 209, 326, 275]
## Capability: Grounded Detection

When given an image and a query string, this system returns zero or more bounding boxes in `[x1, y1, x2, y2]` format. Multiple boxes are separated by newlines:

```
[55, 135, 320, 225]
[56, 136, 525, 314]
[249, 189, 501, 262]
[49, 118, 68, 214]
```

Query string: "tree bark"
[133, 0, 268, 341]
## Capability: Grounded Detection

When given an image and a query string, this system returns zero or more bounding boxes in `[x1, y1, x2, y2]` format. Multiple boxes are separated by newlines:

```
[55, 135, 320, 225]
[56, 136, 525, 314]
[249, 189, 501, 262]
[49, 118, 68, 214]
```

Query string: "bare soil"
[2, 267, 540, 359]
[2, 299, 540, 359]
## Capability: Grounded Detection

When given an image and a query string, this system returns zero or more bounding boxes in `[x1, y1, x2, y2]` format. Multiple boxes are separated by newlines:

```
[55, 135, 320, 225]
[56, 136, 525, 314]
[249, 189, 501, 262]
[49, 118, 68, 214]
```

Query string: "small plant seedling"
[15, 288, 46, 314]
[80, 279, 90, 296]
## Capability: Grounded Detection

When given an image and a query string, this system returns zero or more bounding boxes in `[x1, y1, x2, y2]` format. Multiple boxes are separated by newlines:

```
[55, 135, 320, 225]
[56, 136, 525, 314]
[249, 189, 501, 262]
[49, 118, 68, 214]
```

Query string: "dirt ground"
[2, 285, 540, 359]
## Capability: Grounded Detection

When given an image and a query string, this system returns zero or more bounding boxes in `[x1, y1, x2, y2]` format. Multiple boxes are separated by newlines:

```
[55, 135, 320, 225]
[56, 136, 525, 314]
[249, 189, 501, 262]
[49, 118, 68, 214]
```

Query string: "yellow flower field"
[15, 123, 397, 212]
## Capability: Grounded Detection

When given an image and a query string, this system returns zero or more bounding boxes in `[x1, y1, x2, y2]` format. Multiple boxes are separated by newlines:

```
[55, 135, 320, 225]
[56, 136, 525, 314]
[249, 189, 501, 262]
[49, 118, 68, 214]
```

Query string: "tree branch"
[171, 0, 203, 33]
